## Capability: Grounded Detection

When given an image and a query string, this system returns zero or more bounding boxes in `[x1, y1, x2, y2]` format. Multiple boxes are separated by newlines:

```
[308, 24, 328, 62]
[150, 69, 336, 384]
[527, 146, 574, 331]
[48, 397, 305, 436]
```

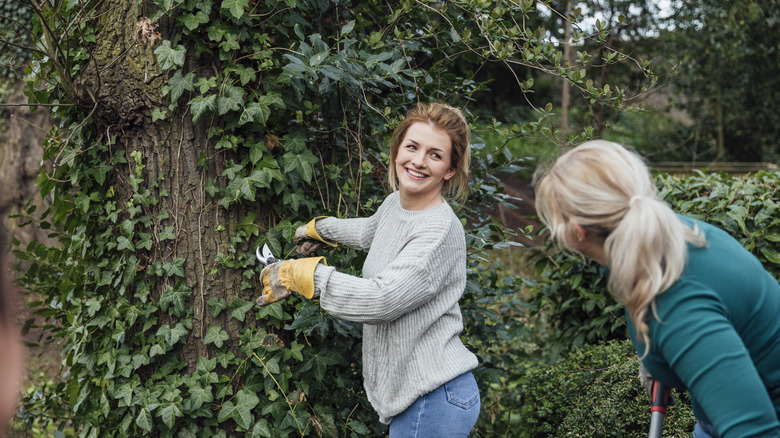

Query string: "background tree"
[658, 0, 780, 163]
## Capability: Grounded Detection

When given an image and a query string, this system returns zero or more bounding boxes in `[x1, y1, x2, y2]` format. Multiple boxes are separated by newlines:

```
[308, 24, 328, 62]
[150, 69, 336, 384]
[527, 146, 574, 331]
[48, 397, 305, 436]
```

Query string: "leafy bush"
[510, 340, 695, 438]
[657, 170, 780, 278]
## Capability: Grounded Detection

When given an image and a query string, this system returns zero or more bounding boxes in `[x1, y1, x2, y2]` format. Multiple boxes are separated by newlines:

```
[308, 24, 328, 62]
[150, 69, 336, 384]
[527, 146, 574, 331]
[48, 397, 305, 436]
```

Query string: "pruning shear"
[255, 243, 281, 266]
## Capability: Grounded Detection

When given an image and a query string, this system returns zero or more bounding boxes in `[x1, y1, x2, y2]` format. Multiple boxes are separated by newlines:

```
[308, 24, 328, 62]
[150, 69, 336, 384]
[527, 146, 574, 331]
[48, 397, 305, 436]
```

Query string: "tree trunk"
[715, 102, 724, 160]
[0, 85, 53, 247]
[83, 0, 264, 372]
[560, 0, 573, 154]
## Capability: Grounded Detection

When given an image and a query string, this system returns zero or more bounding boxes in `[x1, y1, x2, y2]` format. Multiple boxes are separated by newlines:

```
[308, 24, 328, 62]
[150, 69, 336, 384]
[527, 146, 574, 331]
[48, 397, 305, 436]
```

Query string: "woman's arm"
[314, 215, 378, 252]
[657, 291, 779, 437]
[314, 228, 462, 325]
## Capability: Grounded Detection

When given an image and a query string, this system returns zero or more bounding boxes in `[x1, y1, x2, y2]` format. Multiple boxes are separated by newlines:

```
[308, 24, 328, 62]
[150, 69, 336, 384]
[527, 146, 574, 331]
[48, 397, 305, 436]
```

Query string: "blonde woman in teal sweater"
[534, 140, 780, 437]
[256, 103, 480, 437]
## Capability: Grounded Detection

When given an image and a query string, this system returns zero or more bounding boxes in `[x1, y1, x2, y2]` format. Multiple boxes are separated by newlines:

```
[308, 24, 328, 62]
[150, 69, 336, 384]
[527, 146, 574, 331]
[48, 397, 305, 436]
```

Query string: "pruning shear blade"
[255, 244, 279, 266]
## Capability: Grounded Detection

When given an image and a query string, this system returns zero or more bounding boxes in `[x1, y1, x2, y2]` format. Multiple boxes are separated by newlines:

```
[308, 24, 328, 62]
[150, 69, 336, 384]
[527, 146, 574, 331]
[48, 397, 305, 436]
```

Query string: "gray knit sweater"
[311, 191, 479, 424]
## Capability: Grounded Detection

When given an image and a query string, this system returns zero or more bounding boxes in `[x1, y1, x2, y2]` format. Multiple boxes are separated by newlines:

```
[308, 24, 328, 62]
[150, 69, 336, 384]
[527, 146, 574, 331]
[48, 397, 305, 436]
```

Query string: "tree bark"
[0, 85, 53, 247]
[560, 0, 573, 154]
[82, 0, 265, 372]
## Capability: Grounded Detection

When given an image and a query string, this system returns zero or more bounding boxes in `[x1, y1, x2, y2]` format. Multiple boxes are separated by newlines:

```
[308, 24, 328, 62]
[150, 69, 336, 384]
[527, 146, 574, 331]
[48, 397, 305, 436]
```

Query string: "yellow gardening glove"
[255, 257, 327, 307]
[293, 217, 336, 256]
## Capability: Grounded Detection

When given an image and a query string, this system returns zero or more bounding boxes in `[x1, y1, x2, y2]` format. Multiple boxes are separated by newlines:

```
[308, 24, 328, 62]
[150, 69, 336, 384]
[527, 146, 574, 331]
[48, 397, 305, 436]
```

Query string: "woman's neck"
[398, 190, 445, 211]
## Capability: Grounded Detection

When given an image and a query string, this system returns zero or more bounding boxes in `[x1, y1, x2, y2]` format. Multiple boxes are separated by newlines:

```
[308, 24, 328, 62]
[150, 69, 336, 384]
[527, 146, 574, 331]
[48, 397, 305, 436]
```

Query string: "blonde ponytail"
[534, 140, 706, 357]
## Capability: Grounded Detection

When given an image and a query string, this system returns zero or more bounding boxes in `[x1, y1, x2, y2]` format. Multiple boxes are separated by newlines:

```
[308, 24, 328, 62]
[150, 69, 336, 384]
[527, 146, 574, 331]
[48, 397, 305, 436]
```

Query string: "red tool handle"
[651, 380, 670, 414]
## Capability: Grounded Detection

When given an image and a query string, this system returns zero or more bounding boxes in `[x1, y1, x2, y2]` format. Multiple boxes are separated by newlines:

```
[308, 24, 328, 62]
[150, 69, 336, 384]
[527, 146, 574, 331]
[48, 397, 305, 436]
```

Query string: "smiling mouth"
[405, 168, 427, 179]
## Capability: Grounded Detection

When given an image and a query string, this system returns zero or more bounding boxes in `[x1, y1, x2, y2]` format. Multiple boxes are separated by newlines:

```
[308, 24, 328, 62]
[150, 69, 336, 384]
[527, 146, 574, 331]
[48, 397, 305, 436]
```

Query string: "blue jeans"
[389, 371, 480, 438]
[693, 420, 719, 438]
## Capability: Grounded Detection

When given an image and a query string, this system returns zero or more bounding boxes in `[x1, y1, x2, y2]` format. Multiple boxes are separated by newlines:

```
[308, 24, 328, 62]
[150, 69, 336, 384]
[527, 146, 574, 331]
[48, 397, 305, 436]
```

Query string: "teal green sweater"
[626, 217, 780, 437]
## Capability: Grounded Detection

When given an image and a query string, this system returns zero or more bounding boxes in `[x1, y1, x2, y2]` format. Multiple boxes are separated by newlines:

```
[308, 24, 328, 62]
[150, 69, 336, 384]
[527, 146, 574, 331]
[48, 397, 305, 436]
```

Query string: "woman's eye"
[405, 144, 416, 150]
[431, 153, 441, 159]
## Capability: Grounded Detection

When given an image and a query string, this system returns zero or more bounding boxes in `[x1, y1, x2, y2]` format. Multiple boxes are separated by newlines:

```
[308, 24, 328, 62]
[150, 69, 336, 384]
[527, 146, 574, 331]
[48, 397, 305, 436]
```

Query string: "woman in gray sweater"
[256, 102, 480, 437]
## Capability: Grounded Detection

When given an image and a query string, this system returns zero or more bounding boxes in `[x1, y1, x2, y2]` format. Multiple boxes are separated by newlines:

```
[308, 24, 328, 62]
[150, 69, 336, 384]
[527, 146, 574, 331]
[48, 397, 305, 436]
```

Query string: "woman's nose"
[411, 151, 425, 167]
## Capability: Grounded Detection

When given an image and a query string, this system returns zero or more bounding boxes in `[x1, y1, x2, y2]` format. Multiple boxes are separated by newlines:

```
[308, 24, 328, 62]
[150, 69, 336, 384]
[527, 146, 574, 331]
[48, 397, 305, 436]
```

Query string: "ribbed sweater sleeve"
[314, 216, 455, 324]
[314, 215, 378, 252]
[308, 191, 479, 424]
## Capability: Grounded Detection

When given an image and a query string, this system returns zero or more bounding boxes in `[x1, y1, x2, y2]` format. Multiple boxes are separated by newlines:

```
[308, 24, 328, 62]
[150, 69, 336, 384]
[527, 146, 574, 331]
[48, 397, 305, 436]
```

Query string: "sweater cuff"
[312, 264, 336, 299]
[307, 217, 337, 247]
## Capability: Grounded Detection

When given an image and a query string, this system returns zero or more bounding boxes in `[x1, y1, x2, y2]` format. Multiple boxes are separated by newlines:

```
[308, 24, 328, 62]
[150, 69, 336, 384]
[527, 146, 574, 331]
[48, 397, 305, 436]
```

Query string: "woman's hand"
[293, 224, 325, 256]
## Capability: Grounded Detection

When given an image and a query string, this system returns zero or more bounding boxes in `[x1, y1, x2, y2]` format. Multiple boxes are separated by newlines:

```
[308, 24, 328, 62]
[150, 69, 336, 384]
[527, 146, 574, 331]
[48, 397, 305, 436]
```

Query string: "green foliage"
[509, 340, 695, 437]
[0, 0, 35, 83]
[9, 0, 656, 436]
[659, 0, 780, 163]
[657, 170, 780, 277]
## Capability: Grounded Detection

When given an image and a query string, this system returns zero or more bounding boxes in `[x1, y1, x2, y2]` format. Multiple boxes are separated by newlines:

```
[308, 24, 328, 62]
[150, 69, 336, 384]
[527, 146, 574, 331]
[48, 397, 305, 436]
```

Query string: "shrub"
[512, 340, 695, 438]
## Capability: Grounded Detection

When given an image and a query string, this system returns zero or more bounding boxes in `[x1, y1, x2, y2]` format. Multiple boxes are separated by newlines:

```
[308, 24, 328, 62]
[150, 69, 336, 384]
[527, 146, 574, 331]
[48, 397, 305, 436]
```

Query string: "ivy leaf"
[287, 341, 305, 362]
[761, 247, 780, 265]
[249, 141, 264, 165]
[302, 350, 340, 381]
[158, 402, 183, 429]
[75, 192, 91, 212]
[240, 328, 266, 355]
[136, 232, 153, 251]
[204, 326, 230, 348]
[226, 177, 255, 202]
[154, 40, 187, 70]
[157, 323, 189, 347]
[218, 390, 259, 430]
[207, 23, 227, 42]
[117, 236, 135, 251]
[264, 357, 280, 374]
[162, 258, 186, 277]
[217, 86, 244, 115]
[250, 419, 272, 438]
[230, 298, 254, 322]
[187, 382, 213, 410]
[136, 408, 153, 432]
[113, 383, 134, 406]
[282, 149, 319, 183]
[234, 64, 257, 86]
[159, 226, 176, 241]
[151, 108, 167, 122]
[189, 94, 217, 123]
[283, 191, 307, 212]
[282, 131, 308, 153]
[219, 33, 240, 51]
[347, 420, 371, 434]
[169, 71, 195, 104]
[238, 102, 270, 126]
[208, 297, 228, 318]
[247, 168, 276, 189]
[222, 161, 244, 180]
[159, 282, 192, 316]
[179, 11, 209, 31]
[150, 342, 165, 357]
[221, 0, 248, 19]
[196, 355, 218, 374]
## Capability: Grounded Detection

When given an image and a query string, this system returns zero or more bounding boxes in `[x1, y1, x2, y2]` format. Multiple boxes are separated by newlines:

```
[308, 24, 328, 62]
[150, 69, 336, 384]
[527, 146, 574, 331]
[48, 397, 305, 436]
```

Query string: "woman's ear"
[444, 167, 456, 181]
[571, 222, 588, 242]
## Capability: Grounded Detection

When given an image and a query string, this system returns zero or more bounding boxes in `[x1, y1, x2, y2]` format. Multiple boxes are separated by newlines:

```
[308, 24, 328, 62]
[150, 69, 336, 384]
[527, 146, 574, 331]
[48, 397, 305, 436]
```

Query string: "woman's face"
[394, 122, 456, 208]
